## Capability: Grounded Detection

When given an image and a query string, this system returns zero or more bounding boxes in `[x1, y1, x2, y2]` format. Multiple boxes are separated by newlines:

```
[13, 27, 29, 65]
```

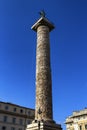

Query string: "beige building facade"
[0, 101, 35, 130]
[65, 108, 87, 130]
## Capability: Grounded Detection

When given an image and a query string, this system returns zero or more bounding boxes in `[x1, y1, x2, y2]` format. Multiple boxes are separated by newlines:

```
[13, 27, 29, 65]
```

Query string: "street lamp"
[37, 108, 42, 130]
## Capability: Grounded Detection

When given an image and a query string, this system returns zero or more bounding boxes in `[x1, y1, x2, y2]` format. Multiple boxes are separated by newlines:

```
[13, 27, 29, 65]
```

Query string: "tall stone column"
[26, 14, 62, 130]
[33, 20, 53, 122]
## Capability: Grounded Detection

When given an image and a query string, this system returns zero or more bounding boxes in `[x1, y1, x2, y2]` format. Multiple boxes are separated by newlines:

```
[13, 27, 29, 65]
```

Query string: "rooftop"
[65, 108, 87, 124]
[0, 101, 35, 111]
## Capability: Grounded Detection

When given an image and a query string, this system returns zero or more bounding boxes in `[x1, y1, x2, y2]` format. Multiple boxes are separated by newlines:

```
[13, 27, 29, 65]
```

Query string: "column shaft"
[35, 25, 53, 121]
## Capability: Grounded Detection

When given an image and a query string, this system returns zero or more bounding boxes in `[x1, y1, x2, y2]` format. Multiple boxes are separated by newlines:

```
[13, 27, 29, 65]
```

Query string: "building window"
[11, 127, 15, 130]
[85, 124, 87, 129]
[20, 109, 23, 113]
[3, 116, 7, 122]
[2, 126, 6, 130]
[5, 106, 8, 110]
[13, 108, 17, 112]
[27, 120, 30, 124]
[12, 118, 16, 124]
[83, 116, 85, 119]
[28, 111, 30, 115]
[19, 119, 23, 125]
[18, 128, 22, 130]
[79, 125, 82, 130]
[78, 117, 80, 120]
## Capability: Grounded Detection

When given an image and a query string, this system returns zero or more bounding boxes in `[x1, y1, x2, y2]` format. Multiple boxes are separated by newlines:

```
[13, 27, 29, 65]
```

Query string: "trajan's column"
[26, 11, 62, 130]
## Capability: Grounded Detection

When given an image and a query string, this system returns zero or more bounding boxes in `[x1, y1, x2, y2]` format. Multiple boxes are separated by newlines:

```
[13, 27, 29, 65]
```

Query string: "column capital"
[31, 17, 55, 32]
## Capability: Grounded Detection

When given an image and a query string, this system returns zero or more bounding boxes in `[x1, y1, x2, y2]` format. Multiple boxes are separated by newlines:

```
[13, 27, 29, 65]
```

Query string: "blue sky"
[0, 0, 87, 129]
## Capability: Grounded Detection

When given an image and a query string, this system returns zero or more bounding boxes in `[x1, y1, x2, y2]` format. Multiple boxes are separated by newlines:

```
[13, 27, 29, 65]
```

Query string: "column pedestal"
[26, 121, 62, 130]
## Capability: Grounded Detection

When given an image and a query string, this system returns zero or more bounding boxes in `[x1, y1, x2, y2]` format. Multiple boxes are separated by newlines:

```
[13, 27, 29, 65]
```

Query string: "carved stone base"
[26, 121, 62, 130]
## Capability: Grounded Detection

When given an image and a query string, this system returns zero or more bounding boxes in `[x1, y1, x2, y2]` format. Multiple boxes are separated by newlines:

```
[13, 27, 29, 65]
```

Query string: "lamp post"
[37, 108, 42, 130]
